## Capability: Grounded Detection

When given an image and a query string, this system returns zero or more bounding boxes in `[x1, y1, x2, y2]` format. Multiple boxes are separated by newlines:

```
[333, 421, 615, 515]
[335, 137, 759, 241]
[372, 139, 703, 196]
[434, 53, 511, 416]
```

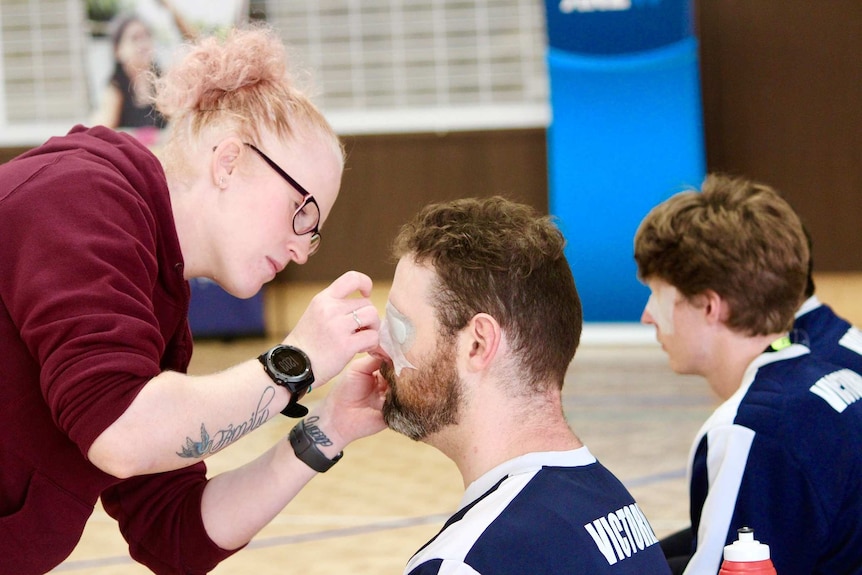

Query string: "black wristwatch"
[258, 344, 314, 417]
[289, 417, 343, 473]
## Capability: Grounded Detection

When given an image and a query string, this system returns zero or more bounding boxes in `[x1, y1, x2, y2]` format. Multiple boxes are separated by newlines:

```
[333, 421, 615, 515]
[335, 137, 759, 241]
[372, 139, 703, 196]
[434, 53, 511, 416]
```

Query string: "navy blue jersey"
[794, 296, 862, 374]
[685, 344, 862, 575]
[404, 449, 671, 575]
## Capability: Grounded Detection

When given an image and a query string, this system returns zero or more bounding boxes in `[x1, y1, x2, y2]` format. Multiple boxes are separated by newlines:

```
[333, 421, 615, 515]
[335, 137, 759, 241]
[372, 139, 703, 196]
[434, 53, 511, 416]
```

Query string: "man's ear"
[211, 137, 243, 188]
[463, 313, 501, 373]
[702, 289, 729, 325]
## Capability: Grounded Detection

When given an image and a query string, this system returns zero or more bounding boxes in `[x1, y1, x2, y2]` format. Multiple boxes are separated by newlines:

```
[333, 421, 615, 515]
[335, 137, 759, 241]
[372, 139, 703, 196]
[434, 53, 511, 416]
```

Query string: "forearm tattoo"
[176, 386, 277, 458]
[303, 416, 334, 446]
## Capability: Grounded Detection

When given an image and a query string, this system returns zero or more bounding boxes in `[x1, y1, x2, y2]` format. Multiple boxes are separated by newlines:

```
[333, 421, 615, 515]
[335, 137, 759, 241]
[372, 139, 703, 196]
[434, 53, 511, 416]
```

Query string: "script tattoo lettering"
[176, 386, 277, 458]
[303, 415, 334, 446]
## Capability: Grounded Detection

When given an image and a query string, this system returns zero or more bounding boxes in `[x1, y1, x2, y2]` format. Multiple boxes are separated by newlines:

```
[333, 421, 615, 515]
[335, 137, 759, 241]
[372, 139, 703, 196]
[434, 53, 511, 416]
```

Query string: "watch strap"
[289, 418, 343, 473]
[282, 402, 309, 418]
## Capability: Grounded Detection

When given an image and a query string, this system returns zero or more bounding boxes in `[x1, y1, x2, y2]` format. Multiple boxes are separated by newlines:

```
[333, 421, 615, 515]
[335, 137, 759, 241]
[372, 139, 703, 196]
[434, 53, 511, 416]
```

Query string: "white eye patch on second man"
[645, 283, 678, 335]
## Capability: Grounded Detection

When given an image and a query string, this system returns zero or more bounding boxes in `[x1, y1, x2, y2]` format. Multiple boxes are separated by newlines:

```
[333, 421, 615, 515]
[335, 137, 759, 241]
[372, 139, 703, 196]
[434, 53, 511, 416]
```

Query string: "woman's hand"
[284, 270, 381, 386]
[319, 354, 388, 447]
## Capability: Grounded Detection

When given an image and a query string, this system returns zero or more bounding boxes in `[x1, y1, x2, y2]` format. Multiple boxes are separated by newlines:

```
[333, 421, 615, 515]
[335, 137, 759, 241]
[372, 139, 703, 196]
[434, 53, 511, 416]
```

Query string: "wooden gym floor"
[50, 273, 861, 574]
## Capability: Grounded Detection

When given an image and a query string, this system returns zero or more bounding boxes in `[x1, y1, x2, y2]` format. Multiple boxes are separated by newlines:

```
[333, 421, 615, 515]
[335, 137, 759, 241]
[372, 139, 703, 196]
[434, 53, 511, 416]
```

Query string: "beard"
[380, 343, 462, 441]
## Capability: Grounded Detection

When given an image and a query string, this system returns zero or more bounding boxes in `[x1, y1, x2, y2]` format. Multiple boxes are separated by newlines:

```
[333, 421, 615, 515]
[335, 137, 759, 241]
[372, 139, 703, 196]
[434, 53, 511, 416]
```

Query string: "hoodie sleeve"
[0, 148, 166, 453]
[101, 465, 243, 574]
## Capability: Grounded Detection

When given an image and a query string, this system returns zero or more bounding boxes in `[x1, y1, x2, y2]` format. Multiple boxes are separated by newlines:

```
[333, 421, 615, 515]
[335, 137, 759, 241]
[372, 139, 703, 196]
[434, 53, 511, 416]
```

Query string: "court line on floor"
[50, 514, 450, 572]
[624, 467, 686, 488]
[53, 467, 685, 571]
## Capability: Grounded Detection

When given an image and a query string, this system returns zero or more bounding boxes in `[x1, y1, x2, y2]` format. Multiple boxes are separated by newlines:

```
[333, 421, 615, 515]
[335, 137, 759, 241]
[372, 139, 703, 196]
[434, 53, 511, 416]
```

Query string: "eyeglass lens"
[294, 199, 320, 236]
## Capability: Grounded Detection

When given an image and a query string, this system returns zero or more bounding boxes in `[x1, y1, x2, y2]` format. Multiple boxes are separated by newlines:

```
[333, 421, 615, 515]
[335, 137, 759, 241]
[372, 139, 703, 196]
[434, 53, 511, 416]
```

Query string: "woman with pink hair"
[0, 26, 386, 574]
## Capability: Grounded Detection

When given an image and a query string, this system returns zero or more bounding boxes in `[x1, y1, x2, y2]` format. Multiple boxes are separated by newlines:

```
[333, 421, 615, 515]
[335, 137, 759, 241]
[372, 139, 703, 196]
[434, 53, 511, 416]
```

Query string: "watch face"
[272, 346, 310, 379]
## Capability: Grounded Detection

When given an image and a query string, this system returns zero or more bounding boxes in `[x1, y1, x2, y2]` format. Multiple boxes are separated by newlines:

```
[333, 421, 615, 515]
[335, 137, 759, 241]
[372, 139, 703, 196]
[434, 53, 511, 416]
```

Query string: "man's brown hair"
[634, 173, 809, 335]
[393, 196, 581, 389]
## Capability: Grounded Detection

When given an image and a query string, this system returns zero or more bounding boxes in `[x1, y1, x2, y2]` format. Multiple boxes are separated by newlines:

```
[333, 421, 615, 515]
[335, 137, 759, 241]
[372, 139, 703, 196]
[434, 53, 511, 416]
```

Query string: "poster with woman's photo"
[86, 0, 247, 142]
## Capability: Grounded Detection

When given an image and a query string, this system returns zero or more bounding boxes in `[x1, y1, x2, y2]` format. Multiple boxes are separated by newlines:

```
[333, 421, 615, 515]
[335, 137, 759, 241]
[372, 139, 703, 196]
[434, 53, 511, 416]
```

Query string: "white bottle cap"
[723, 527, 771, 562]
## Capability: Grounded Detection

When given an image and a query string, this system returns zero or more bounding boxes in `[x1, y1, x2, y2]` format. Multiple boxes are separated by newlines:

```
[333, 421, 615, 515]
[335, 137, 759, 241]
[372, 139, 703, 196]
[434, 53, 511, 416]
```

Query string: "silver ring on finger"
[352, 309, 362, 331]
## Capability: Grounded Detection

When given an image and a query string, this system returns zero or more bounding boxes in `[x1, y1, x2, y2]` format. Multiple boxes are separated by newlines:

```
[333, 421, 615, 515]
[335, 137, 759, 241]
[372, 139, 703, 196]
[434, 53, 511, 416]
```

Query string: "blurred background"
[2, 2, 859, 573]
[1, 0, 860, 332]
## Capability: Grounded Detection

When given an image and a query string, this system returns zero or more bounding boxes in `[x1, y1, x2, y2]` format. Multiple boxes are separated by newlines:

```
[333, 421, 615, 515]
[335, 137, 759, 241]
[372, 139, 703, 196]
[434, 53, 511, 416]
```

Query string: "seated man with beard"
[375, 196, 671, 575]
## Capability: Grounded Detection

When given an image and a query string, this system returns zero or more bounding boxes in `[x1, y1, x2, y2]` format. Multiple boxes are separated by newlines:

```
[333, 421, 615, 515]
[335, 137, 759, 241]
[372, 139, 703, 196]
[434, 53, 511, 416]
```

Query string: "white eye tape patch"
[646, 284, 678, 335]
[380, 301, 418, 376]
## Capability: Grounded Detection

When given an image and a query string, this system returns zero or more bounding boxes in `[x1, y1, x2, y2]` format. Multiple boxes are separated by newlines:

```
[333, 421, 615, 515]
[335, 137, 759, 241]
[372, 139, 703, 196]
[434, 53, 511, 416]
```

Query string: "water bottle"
[719, 527, 777, 574]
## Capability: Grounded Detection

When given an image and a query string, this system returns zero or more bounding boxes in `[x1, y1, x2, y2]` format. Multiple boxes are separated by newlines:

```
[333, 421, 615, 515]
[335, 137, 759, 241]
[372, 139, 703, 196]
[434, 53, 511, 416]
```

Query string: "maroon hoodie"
[0, 126, 236, 574]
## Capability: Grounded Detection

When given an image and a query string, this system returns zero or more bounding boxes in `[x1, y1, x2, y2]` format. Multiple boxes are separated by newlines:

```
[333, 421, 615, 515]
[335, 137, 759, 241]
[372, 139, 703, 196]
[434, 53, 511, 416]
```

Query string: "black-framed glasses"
[244, 143, 321, 256]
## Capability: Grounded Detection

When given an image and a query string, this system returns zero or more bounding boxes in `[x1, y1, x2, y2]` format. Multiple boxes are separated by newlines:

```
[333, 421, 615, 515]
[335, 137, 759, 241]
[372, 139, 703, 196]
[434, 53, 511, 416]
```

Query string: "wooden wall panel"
[279, 129, 548, 282]
[0, 147, 30, 164]
[696, 0, 862, 271]
[4, 1, 860, 276]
